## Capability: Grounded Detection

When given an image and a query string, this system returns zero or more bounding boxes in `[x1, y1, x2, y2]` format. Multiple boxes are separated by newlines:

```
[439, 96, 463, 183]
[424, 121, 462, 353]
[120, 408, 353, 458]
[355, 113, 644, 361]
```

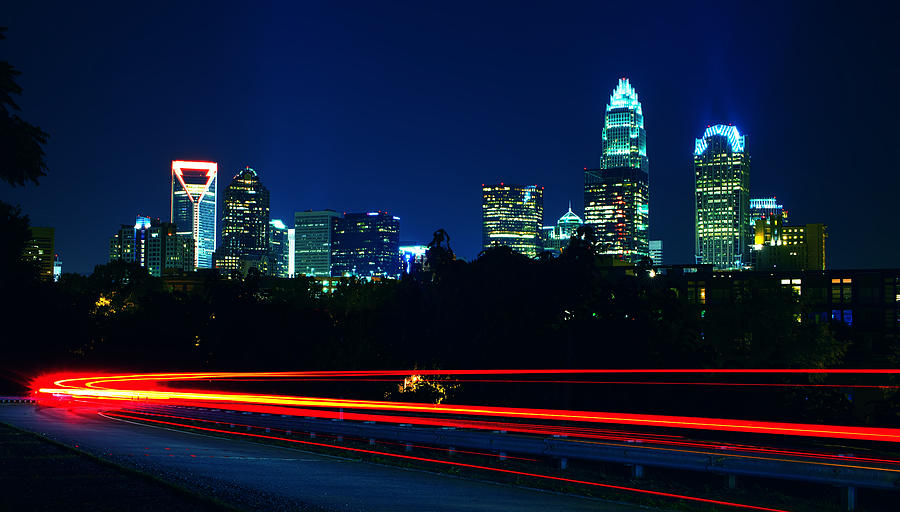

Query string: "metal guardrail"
[126, 404, 900, 492]
[0, 397, 35, 404]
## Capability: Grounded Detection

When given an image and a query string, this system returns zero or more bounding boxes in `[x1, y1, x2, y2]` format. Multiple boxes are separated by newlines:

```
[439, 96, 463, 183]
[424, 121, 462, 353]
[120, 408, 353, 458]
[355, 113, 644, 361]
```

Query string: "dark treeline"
[2, 229, 898, 428]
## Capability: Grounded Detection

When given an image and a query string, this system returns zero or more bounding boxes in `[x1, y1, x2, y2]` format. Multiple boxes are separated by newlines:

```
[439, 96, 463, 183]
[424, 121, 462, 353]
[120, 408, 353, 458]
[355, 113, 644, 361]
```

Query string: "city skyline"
[5, 3, 898, 273]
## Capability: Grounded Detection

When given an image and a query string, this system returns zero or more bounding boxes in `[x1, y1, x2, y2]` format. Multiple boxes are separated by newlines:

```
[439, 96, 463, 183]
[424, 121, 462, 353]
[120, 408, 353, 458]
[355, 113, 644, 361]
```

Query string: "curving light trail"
[34, 370, 900, 443]
[31, 369, 900, 512]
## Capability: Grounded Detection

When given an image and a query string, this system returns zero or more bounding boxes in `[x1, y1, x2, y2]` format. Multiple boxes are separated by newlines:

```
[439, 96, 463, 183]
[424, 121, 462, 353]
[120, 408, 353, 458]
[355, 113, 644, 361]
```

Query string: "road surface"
[0, 405, 640, 511]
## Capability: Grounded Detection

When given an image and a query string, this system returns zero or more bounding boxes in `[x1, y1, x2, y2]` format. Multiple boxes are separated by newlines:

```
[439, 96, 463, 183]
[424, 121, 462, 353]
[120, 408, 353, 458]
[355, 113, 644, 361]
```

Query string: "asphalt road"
[0, 405, 640, 511]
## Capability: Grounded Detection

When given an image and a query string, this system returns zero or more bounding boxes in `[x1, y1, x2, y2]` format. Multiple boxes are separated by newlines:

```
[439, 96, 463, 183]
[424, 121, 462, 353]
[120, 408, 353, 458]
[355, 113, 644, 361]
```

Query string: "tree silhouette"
[1, 27, 49, 187]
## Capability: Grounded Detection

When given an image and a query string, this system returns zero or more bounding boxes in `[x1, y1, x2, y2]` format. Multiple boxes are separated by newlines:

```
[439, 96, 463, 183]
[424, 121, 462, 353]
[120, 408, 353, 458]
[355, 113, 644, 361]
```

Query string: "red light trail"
[34, 371, 900, 443]
[32, 370, 900, 512]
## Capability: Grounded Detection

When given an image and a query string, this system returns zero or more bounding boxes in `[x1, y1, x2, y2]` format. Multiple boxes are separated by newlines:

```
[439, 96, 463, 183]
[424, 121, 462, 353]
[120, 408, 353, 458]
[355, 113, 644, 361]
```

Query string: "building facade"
[541, 205, 583, 254]
[21, 226, 55, 281]
[649, 240, 663, 265]
[268, 219, 291, 278]
[584, 78, 649, 262]
[171, 160, 217, 268]
[214, 167, 270, 273]
[481, 183, 544, 258]
[752, 215, 827, 271]
[109, 216, 194, 276]
[294, 210, 341, 277]
[750, 197, 788, 225]
[400, 243, 428, 274]
[287, 228, 295, 278]
[53, 254, 62, 282]
[694, 125, 751, 270]
[331, 212, 401, 278]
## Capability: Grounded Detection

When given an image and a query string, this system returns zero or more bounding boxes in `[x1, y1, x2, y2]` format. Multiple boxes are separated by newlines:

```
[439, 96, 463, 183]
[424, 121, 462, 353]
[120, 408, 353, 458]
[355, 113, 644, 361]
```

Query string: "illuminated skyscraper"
[268, 219, 290, 278]
[294, 210, 340, 277]
[171, 160, 217, 268]
[214, 167, 270, 273]
[332, 212, 401, 278]
[584, 78, 649, 261]
[750, 197, 788, 225]
[694, 125, 751, 269]
[541, 204, 583, 254]
[481, 183, 544, 258]
[109, 216, 194, 276]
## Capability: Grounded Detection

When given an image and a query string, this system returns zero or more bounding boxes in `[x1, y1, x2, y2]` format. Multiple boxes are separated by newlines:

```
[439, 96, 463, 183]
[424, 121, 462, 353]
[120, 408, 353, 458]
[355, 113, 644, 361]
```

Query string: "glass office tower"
[694, 125, 751, 269]
[268, 219, 290, 278]
[584, 78, 649, 261]
[171, 160, 217, 268]
[215, 167, 270, 272]
[481, 183, 544, 258]
[331, 211, 401, 278]
[294, 210, 341, 277]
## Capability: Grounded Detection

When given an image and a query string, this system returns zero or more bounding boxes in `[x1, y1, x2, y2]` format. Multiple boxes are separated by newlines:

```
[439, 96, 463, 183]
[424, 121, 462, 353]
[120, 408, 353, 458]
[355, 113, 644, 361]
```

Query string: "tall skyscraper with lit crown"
[584, 78, 649, 261]
[171, 160, 217, 269]
[694, 124, 751, 269]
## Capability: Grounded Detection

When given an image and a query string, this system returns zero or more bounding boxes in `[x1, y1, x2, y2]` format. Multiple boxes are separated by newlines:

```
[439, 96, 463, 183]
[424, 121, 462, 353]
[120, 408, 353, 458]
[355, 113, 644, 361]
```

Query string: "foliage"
[0, 27, 49, 187]
[1, 241, 892, 424]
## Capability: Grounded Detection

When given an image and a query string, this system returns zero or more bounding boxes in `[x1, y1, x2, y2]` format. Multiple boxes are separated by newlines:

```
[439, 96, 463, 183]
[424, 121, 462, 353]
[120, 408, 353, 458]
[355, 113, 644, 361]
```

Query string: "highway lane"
[0, 405, 639, 512]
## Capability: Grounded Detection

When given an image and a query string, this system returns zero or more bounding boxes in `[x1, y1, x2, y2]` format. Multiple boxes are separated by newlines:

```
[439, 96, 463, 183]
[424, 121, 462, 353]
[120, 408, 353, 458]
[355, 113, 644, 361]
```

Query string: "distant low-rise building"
[752, 215, 826, 271]
[22, 226, 55, 281]
[649, 240, 663, 266]
[53, 253, 62, 282]
[110, 216, 194, 276]
[400, 243, 428, 274]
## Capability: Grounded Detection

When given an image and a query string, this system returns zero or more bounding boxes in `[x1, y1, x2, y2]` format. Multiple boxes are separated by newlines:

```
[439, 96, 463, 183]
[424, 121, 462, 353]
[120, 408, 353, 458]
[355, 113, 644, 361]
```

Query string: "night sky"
[4, 2, 898, 274]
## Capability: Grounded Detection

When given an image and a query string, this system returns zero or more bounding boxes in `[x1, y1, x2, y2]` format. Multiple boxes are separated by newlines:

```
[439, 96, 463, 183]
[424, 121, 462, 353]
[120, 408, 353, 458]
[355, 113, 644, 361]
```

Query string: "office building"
[288, 228, 295, 277]
[269, 219, 291, 278]
[750, 197, 788, 225]
[214, 167, 270, 273]
[752, 215, 827, 271]
[21, 226, 54, 281]
[109, 216, 194, 276]
[584, 78, 649, 261]
[400, 243, 428, 274]
[541, 204, 583, 254]
[332, 211, 401, 278]
[482, 183, 544, 258]
[171, 160, 217, 268]
[294, 210, 341, 277]
[53, 254, 62, 282]
[649, 240, 663, 265]
[694, 124, 751, 270]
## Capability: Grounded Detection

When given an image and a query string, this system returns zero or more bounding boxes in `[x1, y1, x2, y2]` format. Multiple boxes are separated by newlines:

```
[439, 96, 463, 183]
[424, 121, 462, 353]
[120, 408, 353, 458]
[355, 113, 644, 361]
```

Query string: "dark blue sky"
[5, 2, 898, 273]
